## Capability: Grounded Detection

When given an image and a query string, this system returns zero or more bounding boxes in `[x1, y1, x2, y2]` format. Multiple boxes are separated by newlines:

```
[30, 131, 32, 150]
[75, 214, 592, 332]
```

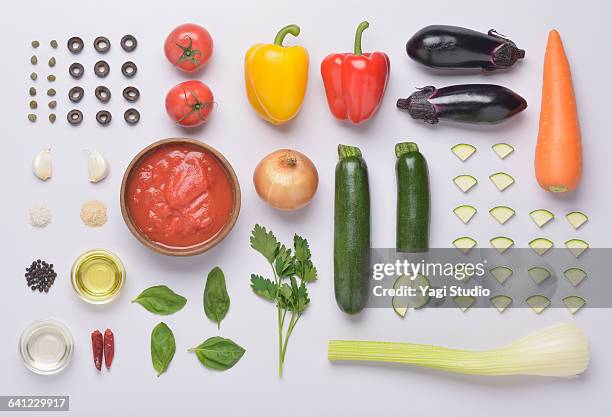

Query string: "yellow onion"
[253, 149, 318, 211]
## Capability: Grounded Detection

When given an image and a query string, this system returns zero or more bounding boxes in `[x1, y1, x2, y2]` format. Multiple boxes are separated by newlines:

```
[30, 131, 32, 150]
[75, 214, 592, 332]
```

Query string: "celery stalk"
[328, 323, 588, 377]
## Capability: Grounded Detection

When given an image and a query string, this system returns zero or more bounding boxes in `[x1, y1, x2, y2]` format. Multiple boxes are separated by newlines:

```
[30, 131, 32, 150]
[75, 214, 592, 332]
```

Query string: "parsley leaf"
[295, 259, 318, 283]
[293, 234, 311, 262]
[296, 280, 310, 313]
[274, 244, 294, 277]
[250, 224, 278, 264]
[250, 274, 277, 301]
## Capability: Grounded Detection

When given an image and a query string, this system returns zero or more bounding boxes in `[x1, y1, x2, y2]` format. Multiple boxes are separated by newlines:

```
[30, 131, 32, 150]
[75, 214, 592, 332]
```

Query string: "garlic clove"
[33, 148, 52, 181]
[88, 150, 109, 183]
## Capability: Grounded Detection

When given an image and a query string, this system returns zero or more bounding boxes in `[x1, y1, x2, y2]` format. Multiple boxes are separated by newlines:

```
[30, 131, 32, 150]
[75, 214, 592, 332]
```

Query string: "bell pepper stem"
[354, 21, 370, 55]
[274, 24, 301, 46]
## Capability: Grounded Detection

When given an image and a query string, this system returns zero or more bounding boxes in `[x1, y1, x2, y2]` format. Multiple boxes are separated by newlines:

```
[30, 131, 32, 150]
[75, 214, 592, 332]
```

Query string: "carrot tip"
[548, 185, 568, 193]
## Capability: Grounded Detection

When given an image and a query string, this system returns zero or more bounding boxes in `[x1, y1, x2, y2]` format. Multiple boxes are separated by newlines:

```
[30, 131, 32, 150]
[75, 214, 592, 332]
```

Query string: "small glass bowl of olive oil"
[71, 249, 125, 304]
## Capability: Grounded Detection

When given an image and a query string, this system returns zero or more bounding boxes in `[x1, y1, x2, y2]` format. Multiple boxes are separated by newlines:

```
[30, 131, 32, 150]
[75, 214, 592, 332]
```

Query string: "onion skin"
[253, 149, 318, 211]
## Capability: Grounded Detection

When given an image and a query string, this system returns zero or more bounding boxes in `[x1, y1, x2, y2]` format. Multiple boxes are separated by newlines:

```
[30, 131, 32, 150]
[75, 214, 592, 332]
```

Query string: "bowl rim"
[120, 137, 241, 257]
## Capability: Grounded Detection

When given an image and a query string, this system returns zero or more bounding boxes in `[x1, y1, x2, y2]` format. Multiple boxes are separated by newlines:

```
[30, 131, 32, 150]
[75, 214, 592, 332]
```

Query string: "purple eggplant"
[406, 25, 525, 71]
[396, 84, 527, 124]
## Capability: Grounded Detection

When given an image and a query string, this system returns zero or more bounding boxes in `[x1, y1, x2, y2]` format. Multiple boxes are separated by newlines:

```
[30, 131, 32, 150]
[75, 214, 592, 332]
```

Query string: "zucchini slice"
[529, 209, 554, 228]
[453, 205, 477, 224]
[490, 236, 514, 254]
[489, 172, 515, 191]
[392, 276, 410, 318]
[565, 211, 588, 230]
[489, 206, 515, 225]
[529, 238, 554, 256]
[528, 267, 551, 285]
[451, 143, 477, 162]
[453, 175, 478, 193]
[409, 274, 431, 309]
[453, 237, 477, 254]
[391, 274, 431, 315]
[492, 143, 514, 159]
[525, 295, 551, 314]
[453, 295, 475, 312]
[489, 266, 513, 285]
[562, 296, 586, 315]
[490, 295, 512, 313]
[563, 268, 587, 287]
[565, 239, 589, 258]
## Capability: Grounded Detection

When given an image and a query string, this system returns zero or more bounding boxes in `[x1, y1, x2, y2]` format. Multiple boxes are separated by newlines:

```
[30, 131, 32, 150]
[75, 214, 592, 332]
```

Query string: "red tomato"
[164, 23, 213, 72]
[165, 80, 214, 127]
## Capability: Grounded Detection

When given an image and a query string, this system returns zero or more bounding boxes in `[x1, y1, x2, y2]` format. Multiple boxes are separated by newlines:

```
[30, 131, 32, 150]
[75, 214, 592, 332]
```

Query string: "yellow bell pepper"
[245, 24, 309, 125]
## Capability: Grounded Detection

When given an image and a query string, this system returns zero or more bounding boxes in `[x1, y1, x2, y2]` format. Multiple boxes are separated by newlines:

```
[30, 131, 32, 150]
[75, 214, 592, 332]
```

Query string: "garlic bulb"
[33, 148, 52, 181]
[88, 150, 109, 183]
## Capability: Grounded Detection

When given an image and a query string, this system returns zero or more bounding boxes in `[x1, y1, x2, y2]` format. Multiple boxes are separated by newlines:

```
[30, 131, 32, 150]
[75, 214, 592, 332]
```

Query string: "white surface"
[1, 0, 611, 415]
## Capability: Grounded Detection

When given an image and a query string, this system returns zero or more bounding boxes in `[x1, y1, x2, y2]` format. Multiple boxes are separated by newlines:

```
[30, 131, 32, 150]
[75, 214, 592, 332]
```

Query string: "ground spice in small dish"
[29, 205, 52, 228]
[81, 200, 107, 227]
[25, 259, 57, 292]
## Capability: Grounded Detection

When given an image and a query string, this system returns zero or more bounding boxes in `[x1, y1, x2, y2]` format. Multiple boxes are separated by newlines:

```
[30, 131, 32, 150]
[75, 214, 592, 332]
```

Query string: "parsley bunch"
[250, 224, 318, 377]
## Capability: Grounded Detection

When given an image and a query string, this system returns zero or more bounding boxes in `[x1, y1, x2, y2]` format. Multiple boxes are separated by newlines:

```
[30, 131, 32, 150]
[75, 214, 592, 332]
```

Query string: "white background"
[1, 0, 611, 415]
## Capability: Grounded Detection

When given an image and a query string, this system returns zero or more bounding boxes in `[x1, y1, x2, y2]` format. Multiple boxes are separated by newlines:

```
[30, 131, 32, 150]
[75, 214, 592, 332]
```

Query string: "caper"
[47, 74, 56, 82]
[48, 100, 57, 109]
[30, 55, 38, 65]
[30, 72, 37, 81]
[28, 114, 37, 122]
[49, 113, 56, 123]
[29, 87, 36, 96]
[47, 88, 56, 97]
[31, 40, 40, 48]
[48, 57, 56, 67]
[29, 100, 37, 109]
[50, 40, 58, 49]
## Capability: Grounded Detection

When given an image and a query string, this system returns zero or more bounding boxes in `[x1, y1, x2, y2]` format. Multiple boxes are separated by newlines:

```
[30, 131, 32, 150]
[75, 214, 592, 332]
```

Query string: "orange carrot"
[535, 29, 582, 193]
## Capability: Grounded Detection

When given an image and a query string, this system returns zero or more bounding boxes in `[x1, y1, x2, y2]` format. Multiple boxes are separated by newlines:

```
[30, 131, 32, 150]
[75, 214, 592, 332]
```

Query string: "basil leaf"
[188, 336, 245, 371]
[151, 322, 176, 377]
[203, 267, 230, 329]
[132, 285, 187, 315]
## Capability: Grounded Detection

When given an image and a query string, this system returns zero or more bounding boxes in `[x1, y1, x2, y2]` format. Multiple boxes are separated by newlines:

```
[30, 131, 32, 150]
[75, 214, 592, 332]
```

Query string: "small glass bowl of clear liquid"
[19, 319, 73, 375]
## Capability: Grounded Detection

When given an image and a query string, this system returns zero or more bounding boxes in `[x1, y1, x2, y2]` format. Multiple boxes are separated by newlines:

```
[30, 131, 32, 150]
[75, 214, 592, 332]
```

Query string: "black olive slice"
[93, 36, 111, 53]
[94, 60, 110, 78]
[122, 86, 140, 102]
[67, 109, 83, 125]
[67, 37, 84, 54]
[124, 108, 140, 125]
[68, 86, 84, 103]
[94, 86, 111, 103]
[120, 35, 137, 52]
[69, 62, 84, 79]
[121, 61, 137, 78]
[96, 110, 112, 125]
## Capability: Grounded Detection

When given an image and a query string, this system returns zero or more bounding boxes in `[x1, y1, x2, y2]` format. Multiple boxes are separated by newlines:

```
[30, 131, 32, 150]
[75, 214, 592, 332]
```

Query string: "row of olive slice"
[67, 35, 137, 54]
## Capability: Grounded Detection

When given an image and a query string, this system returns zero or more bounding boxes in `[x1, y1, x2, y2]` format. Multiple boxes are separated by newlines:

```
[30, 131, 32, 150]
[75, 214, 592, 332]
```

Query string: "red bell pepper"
[321, 21, 390, 124]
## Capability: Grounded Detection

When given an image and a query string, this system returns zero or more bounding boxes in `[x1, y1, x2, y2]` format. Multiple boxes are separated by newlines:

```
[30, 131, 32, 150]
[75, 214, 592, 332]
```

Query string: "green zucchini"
[334, 144, 370, 315]
[396, 142, 430, 252]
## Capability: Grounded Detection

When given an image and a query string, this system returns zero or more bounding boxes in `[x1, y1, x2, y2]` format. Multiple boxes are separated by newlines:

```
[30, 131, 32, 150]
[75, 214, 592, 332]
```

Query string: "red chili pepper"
[104, 329, 114, 370]
[91, 330, 103, 371]
[321, 21, 390, 124]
